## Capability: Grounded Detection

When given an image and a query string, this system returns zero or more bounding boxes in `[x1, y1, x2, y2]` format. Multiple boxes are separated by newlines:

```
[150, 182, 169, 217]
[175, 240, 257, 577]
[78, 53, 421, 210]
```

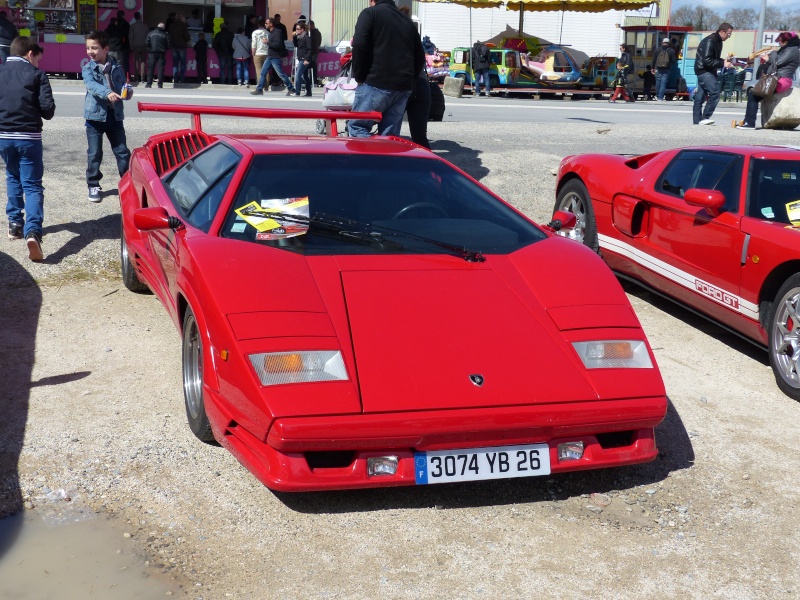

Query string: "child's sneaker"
[88, 186, 102, 202]
[7, 221, 23, 240]
[26, 231, 43, 261]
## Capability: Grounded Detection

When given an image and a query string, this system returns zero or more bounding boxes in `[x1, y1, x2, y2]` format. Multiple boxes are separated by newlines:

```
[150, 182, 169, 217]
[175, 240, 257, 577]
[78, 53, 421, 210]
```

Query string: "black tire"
[120, 223, 149, 293]
[182, 307, 216, 443]
[767, 274, 800, 401]
[429, 82, 445, 121]
[553, 179, 599, 252]
[489, 74, 500, 89]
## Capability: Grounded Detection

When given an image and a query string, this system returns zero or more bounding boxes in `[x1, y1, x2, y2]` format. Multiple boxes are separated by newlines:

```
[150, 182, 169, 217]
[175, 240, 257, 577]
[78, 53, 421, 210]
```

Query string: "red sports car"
[554, 145, 800, 401]
[119, 103, 666, 492]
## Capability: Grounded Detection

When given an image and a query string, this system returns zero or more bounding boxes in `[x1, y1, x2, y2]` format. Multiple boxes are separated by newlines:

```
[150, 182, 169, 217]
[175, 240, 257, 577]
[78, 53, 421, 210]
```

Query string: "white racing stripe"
[598, 233, 759, 320]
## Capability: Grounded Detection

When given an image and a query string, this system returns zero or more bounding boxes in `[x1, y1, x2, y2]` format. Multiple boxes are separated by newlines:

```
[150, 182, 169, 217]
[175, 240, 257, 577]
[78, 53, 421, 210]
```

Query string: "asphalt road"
[49, 79, 750, 126]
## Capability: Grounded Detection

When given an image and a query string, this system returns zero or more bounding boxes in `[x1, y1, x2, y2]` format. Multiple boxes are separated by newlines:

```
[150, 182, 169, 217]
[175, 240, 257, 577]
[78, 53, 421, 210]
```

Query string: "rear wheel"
[182, 307, 216, 442]
[768, 274, 800, 401]
[120, 223, 149, 293]
[553, 179, 598, 252]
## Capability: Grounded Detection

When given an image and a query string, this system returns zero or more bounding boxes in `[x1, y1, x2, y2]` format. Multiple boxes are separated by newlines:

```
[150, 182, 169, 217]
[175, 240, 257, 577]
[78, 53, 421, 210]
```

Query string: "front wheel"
[553, 179, 599, 252]
[768, 274, 800, 401]
[182, 307, 216, 442]
[120, 223, 149, 293]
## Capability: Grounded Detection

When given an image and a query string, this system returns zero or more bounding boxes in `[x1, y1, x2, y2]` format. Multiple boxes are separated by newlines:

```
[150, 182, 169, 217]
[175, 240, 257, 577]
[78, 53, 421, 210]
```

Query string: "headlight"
[572, 340, 653, 369]
[248, 351, 349, 386]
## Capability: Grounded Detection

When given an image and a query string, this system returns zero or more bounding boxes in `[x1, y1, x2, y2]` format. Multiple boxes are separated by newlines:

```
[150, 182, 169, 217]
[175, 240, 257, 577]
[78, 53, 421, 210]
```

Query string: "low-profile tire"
[553, 179, 599, 252]
[182, 307, 216, 443]
[767, 274, 800, 401]
[120, 225, 149, 293]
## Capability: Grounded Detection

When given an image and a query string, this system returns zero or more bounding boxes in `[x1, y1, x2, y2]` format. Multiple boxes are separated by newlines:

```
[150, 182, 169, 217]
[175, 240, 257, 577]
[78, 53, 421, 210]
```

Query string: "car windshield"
[220, 154, 546, 256]
[748, 158, 800, 225]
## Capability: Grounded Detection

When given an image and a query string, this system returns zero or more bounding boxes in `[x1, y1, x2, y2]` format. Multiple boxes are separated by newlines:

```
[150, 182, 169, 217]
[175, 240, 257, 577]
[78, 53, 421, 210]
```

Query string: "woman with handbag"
[737, 31, 800, 129]
[233, 28, 251, 86]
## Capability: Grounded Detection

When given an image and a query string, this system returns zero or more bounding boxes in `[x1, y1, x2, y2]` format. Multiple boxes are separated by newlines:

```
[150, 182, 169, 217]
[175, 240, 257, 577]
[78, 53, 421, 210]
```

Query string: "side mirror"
[684, 188, 725, 217]
[547, 210, 578, 233]
[134, 206, 182, 231]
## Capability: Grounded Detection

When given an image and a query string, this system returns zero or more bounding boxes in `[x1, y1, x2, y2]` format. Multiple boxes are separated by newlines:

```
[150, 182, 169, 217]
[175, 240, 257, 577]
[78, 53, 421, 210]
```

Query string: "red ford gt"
[554, 145, 800, 401]
[119, 103, 666, 492]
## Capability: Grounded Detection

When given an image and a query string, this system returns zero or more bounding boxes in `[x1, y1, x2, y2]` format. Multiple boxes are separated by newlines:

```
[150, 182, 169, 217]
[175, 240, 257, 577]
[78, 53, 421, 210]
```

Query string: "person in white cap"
[652, 37, 676, 101]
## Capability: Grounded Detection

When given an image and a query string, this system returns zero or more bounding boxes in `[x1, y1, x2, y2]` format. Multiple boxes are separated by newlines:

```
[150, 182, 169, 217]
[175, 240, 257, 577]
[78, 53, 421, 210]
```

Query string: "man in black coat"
[348, 0, 425, 137]
[144, 22, 169, 88]
[693, 22, 733, 125]
[652, 37, 677, 101]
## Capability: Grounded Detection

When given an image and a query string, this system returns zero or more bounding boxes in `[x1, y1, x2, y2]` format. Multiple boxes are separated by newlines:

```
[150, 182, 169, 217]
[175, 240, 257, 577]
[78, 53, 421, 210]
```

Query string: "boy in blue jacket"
[82, 30, 131, 203]
[0, 36, 55, 261]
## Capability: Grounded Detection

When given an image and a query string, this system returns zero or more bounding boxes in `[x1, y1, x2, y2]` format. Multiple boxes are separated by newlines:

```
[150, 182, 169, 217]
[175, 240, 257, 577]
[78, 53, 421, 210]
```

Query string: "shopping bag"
[752, 72, 779, 98]
[322, 76, 358, 110]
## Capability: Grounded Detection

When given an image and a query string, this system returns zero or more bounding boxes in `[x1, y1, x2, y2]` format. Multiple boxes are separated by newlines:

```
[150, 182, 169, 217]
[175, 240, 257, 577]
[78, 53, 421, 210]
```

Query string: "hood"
[343, 265, 601, 413]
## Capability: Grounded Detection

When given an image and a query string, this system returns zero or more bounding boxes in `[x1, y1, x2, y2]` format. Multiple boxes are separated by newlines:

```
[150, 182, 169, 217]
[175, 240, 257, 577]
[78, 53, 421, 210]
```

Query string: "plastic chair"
[721, 69, 746, 102]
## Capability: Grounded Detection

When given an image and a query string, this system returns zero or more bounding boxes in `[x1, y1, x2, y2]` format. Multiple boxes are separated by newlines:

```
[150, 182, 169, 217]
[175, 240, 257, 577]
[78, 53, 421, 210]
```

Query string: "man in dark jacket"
[617, 44, 634, 102]
[116, 10, 130, 78]
[0, 36, 55, 260]
[293, 21, 313, 96]
[348, 0, 425, 137]
[471, 41, 491, 96]
[652, 38, 677, 101]
[145, 22, 169, 88]
[168, 14, 190, 83]
[105, 18, 127, 75]
[212, 23, 234, 84]
[0, 11, 19, 64]
[250, 18, 294, 95]
[693, 22, 733, 125]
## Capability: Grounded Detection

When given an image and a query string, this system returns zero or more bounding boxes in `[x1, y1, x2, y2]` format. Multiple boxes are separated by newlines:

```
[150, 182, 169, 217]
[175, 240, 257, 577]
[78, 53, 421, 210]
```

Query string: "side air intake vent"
[148, 130, 212, 175]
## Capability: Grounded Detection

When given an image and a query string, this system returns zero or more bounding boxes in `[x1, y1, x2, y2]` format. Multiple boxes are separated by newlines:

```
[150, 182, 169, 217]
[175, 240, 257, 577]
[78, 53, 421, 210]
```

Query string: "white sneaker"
[699, 118, 715, 126]
[88, 186, 102, 202]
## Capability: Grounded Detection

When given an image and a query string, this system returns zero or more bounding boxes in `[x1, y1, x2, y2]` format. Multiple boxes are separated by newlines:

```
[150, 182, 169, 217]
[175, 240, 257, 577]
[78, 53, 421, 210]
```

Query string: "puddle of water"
[0, 510, 178, 598]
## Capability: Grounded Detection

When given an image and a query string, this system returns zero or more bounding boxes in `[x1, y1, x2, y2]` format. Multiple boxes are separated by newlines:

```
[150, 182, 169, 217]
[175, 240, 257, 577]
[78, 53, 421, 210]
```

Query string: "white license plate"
[414, 443, 551, 485]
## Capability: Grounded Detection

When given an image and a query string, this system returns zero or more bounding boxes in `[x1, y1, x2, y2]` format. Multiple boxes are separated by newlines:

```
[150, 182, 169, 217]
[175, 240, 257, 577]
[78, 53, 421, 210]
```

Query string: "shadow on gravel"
[42, 213, 119, 265]
[0, 252, 40, 555]
[430, 140, 489, 182]
[275, 398, 693, 515]
[621, 280, 768, 364]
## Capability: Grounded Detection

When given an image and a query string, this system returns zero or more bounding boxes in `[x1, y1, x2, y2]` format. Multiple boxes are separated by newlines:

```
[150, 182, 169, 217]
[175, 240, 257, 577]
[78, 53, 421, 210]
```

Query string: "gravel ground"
[2, 115, 800, 598]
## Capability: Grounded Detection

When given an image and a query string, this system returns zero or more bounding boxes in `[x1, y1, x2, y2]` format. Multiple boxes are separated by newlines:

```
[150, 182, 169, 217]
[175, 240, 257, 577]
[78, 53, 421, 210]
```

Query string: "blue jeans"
[348, 83, 412, 137]
[295, 61, 312, 95]
[256, 57, 294, 92]
[171, 48, 187, 83]
[218, 54, 234, 84]
[86, 117, 131, 188]
[474, 68, 491, 95]
[0, 138, 44, 237]
[655, 69, 669, 99]
[693, 71, 720, 124]
[235, 59, 247, 83]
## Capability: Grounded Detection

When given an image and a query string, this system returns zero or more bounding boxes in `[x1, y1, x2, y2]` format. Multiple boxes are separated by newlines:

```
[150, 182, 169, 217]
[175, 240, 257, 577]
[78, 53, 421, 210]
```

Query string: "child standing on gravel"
[82, 30, 131, 203]
[0, 36, 55, 261]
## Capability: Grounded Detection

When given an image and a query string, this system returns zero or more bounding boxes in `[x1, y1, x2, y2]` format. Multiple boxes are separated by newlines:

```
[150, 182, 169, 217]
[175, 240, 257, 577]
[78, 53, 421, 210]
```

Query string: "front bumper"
[204, 391, 666, 492]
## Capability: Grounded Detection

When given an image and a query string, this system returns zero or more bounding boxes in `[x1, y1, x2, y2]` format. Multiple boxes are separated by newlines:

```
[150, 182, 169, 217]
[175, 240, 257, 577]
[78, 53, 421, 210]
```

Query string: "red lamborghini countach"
[119, 103, 666, 492]
[554, 145, 800, 401]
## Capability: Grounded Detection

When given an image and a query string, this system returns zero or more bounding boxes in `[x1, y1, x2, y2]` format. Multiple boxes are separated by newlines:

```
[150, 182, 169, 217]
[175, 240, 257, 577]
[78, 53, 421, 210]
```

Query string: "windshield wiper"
[266, 212, 486, 262]
[263, 212, 406, 251]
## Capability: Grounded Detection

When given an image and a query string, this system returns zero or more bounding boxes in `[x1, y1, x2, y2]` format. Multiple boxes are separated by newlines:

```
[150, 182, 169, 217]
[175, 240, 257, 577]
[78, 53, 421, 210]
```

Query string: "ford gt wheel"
[182, 307, 215, 442]
[768, 275, 800, 401]
[554, 179, 599, 252]
[120, 225, 149, 293]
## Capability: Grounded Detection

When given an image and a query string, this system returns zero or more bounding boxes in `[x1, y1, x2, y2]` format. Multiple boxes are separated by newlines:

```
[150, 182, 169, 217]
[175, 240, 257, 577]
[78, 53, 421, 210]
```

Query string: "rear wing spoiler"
[137, 103, 382, 137]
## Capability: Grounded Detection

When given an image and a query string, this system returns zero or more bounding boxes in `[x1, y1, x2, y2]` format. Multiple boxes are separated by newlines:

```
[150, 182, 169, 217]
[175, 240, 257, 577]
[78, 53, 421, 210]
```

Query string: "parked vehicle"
[554, 144, 800, 400]
[449, 46, 520, 88]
